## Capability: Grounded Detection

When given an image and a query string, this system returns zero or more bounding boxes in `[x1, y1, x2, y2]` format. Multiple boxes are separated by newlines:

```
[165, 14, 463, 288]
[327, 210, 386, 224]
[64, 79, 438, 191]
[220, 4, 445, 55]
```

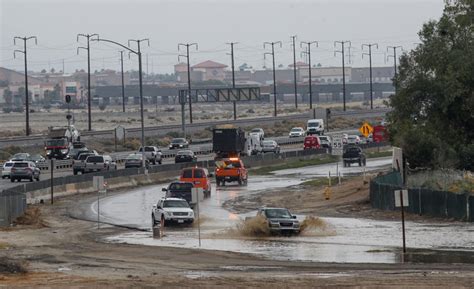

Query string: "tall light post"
[291, 35, 298, 108]
[77, 33, 99, 131]
[334, 41, 351, 111]
[120, 51, 126, 113]
[13, 36, 37, 136]
[264, 41, 282, 117]
[178, 43, 198, 124]
[92, 37, 149, 169]
[387, 46, 403, 94]
[362, 43, 378, 109]
[301, 41, 318, 109]
[226, 42, 238, 120]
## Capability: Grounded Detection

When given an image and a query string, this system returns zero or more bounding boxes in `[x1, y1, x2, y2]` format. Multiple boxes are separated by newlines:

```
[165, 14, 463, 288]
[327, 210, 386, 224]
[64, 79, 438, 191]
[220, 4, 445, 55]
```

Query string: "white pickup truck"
[138, 146, 163, 165]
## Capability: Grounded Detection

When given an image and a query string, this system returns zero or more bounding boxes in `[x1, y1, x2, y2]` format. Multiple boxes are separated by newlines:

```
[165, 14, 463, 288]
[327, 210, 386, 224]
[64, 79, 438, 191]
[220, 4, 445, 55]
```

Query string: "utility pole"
[334, 41, 351, 111]
[291, 35, 298, 109]
[264, 41, 282, 117]
[120, 51, 126, 113]
[387, 46, 403, 94]
[13, 36, 37, 136]
[77, 33, 99, 131]
[301, 41, 318, 109]
[226, 42, 238, 120]
[362, 43, 378, 110]
[178, 43, 198, 124]
[92, 37, 149, 169]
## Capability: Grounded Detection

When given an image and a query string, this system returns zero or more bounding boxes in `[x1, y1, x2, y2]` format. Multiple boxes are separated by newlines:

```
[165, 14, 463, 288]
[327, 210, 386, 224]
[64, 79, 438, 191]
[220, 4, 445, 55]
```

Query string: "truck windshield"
[163, 200, 189, 208]
[264, 209, 292, 219]
[308, 122, 319, 127]
[46, 139, 67, 147]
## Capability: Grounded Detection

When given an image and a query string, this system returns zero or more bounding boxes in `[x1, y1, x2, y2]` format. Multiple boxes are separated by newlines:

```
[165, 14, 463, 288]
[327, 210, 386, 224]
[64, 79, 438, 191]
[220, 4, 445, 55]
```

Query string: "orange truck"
[212, 127, 248, 186]
[215, 157, 248, 186]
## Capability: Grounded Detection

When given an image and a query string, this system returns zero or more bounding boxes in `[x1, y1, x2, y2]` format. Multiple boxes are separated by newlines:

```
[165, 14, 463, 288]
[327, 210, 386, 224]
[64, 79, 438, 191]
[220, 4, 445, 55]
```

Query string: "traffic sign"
[93, 176, 104, 191]
[331, 134, 344, 155]
[394, 189, 409, 207]
[359, 122, 373, 138]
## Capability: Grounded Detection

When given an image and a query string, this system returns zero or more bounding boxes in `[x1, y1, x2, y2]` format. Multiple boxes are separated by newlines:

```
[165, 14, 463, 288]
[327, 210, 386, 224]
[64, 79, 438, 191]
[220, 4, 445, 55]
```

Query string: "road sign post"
[93, 176, 104, 229]
[395, 189, 408, 254]
[331, 134, 343, 156]
[192, 187, 203, 247]
[50, 158, 54, 204]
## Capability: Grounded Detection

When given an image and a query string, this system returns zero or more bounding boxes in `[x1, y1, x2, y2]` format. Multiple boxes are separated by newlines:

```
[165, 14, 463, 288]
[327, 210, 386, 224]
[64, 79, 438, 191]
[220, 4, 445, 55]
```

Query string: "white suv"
[152, 198, 194, 227]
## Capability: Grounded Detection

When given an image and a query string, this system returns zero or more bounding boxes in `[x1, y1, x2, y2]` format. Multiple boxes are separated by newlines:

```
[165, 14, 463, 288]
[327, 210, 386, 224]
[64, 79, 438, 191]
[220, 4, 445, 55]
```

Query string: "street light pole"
[387, 46, 403, 94]
[264, 41, 282, 117]
[13, 36, 37, 136]
[226, 42, 238, 120]
[120, 51, 125, 113]
[362, 43, 378, 110]
[301, 41, 318, 109]
[334, 41, 351, 111]
[291, 35, 298, 109]
[77, 33, 99, 131]
[92, 37, 149, 169]
[178, 43, 198, 124]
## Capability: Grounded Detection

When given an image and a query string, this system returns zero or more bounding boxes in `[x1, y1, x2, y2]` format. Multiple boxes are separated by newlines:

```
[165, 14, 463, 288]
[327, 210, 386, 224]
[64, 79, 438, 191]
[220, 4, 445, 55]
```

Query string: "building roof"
[192, 60, 228, 69]
[288, 61, 309, 68]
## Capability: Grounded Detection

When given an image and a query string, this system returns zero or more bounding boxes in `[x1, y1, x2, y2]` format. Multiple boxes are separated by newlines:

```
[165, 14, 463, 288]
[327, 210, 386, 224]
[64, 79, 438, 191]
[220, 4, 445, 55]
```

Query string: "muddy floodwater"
[97, 158, 474, 264]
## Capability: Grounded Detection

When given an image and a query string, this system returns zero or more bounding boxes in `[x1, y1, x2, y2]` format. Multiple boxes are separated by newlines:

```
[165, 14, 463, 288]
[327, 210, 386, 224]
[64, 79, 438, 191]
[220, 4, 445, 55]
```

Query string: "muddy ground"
[1, 178, 474, 288]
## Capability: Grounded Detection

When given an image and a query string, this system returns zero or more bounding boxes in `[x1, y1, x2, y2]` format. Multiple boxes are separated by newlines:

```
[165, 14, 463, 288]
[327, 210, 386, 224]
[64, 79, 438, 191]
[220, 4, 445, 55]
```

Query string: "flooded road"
[88, 157, 474, 264]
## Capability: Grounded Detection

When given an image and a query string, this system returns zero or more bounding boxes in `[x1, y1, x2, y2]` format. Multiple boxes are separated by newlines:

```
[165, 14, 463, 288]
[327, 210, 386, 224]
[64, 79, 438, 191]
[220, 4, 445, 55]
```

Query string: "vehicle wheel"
[158, 160, 162, 165]
[73, 170, 77, 175]
[30, 177, 33, 182]
[348, 163, 351, 167]
[359, 160, 362, 166]
[1, 176, 4, 179]
[238, 178, 243, 186]
[36, 176, 40, 181]
[222, 180, 225, 186]
[10, 178, 14, 183]
[152, 159, 156, 165]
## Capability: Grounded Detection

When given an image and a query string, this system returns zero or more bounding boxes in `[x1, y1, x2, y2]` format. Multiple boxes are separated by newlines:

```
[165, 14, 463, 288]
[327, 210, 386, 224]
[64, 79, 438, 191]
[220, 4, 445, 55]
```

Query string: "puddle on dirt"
[98, 158, 474, 264]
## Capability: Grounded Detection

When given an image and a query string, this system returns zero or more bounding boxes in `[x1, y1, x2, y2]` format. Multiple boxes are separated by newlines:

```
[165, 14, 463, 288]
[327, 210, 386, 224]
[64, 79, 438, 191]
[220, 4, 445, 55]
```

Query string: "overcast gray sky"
[1, 0, 444, 74]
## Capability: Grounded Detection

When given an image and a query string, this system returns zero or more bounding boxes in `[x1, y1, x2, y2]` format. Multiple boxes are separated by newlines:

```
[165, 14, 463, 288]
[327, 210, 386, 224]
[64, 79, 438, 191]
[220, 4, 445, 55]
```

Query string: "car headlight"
[60, 149, 68, 154]
[189, 211, 194, 217]
[179, 144, 183, 147]
[164, 211, 172, 217]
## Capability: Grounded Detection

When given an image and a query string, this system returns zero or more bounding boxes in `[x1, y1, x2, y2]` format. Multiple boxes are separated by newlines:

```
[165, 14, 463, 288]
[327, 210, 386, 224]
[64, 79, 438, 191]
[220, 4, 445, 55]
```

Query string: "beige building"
[191, 60, 228, 81]
[299, 66, 352, 83]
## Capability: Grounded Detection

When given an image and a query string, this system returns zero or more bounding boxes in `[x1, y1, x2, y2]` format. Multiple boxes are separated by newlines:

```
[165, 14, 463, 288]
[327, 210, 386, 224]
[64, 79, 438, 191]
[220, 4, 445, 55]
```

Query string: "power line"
[77, 33, 99, 131]
[362, 43, 378, 109]
[334, 40, 351, 111]
[264, 41, 282, 117]
[13, 35, 37, 136]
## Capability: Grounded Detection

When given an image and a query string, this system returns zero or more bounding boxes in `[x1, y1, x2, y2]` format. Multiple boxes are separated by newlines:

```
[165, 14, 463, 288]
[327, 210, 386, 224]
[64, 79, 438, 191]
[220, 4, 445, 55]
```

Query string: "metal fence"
[370, 171, 474, 222]
[0, 190, 27, 227]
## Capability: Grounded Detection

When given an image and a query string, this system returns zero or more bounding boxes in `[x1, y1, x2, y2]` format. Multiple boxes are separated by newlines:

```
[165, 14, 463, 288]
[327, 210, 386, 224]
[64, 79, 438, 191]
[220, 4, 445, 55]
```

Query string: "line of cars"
[1, 153, 44, 182]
